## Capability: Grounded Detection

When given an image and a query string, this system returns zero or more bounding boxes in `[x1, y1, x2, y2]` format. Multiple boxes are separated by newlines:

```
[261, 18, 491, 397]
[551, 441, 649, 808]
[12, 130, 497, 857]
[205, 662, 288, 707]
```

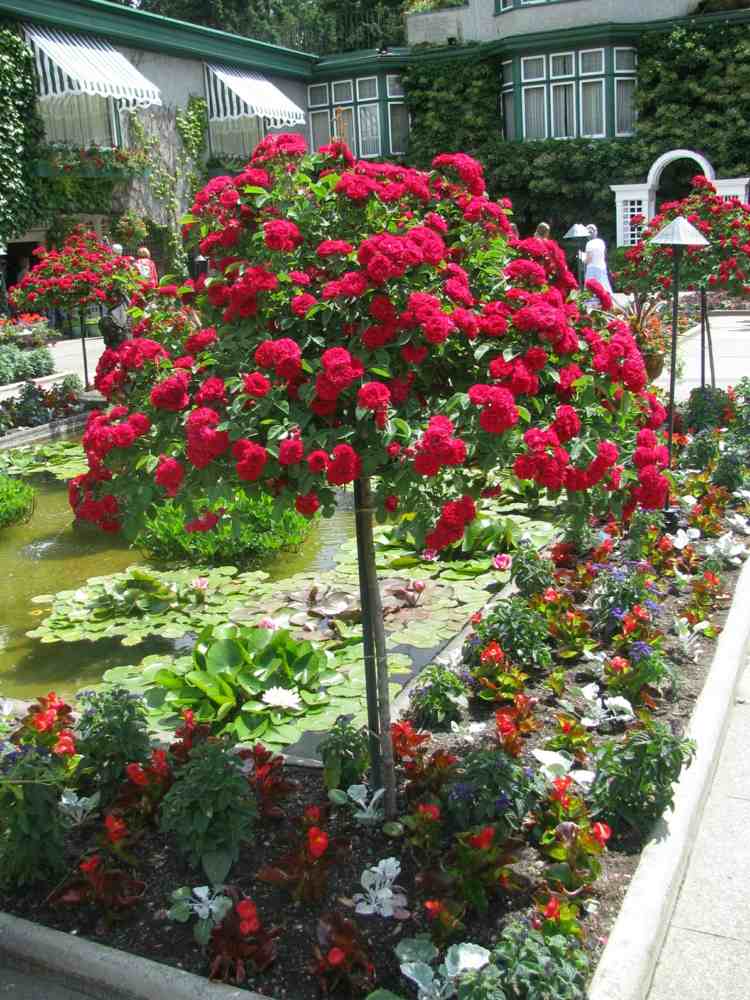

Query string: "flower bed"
[0, 378, 85, 439]
[1, 397, 749, 997]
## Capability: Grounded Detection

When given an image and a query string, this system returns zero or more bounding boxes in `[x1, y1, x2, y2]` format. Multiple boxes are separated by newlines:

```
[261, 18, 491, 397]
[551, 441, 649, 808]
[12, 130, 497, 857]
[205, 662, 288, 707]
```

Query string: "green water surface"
[0, 480, 355, 701]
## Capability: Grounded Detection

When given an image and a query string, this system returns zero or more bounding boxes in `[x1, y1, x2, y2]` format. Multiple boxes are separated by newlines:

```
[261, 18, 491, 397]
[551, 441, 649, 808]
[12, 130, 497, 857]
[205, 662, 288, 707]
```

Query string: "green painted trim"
[604, 44, 615, 139]
[0, 0, 317, 78]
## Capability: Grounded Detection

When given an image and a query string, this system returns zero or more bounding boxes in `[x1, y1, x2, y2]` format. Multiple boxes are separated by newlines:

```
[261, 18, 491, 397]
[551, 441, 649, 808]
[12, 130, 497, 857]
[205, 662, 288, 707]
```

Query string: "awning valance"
[205, 63, 305, 129]
[25, 24, 162, 109]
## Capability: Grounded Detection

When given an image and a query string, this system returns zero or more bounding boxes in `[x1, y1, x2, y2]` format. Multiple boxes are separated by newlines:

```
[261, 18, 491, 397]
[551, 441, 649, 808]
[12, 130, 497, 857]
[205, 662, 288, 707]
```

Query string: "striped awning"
[25, 24, 162, 108]
[205, 64, 305, 128]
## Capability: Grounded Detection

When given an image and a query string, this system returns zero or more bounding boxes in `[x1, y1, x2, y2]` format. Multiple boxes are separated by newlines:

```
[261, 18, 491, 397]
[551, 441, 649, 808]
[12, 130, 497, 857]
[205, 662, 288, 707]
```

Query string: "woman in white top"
[583, 224, 613, 293]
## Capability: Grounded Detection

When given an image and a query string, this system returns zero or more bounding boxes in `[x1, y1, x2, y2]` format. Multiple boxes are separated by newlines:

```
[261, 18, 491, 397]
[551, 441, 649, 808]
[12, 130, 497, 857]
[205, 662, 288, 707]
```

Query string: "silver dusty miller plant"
[353, 857, 409, 919]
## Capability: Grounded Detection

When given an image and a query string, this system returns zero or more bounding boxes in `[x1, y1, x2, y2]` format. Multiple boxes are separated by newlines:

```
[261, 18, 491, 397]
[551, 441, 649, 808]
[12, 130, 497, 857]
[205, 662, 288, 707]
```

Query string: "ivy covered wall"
[403, 19, 750, 243]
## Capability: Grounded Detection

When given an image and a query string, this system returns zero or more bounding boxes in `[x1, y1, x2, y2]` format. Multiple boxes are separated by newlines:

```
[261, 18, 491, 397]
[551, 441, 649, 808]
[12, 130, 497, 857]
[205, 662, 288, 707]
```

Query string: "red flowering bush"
[9, 227, 142, 312]
[616, 175, 750, 298]
[69, 136, 659, 540]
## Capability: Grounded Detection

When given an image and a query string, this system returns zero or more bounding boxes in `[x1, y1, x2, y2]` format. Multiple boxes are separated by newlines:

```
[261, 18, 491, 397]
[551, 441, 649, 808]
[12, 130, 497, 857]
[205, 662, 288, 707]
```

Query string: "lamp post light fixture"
[563, 224, 589, 289]
[192, 253, 209, 280]
[649, 215, 709, 511]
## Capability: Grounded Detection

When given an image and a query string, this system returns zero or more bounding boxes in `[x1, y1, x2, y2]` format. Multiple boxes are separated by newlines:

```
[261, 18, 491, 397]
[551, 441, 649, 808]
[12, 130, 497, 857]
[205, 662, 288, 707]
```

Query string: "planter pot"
[34, 161, 148, 180]
[644, 352, 665, 380]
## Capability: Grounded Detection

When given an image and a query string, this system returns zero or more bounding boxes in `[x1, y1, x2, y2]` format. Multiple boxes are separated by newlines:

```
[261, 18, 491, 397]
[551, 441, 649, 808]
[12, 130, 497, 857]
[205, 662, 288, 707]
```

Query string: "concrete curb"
[0, 371, 77, 402]
[588, 555, 750, 1000]
[0, 913, 270, 1000]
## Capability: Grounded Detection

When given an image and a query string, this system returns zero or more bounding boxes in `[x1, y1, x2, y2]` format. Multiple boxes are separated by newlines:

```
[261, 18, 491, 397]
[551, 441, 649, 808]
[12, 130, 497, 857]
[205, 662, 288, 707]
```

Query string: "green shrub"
[407, 664, 468, 728]
[490, 920, 588, 1000]
[683, 386, 732, 432]
[318, 718, 370, 790]
[137, 491, 310, 566]
[465, 597, 552, 672]
[75, 687, 151, 805]
[510, 546, 554, 598]
[590, 718, 695, 839]
[712, 451, 745, 491]
[0, 344, 54, 386]
[0, 749, 68, 888]
[159, 740, 257, 884]
[684, 429, 720, 469]
[0, 473, 34, 528]
[442, 749, 542, 836]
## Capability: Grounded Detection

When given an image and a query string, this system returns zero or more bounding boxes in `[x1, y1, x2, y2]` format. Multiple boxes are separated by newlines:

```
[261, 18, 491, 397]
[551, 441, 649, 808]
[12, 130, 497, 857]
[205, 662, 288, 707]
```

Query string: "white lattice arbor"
[610, 149, 750, 247]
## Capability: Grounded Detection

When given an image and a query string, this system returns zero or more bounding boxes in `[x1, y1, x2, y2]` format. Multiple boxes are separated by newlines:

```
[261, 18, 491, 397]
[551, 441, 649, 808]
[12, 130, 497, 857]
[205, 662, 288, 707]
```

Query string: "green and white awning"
[25, 24, 162, 108]
[205, 63, 305, 128]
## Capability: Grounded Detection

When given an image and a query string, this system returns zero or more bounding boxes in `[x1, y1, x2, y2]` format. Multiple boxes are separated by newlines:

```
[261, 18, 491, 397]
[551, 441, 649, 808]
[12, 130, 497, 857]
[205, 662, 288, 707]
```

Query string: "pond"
[0, 478, 356, 702]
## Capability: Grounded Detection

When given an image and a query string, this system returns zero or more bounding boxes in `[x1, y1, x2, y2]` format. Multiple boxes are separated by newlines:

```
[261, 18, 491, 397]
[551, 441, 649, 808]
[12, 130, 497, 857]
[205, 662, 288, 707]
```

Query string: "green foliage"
[467, 597, 553, 672]
[407, 664, 468, 728]
[491, 920, 588, 1000]
[0, 749, 68, 888]
[318, 718, 370, 790]
[0, 27, 43, 244]
[442, 749, 542, 836]
[0, 440, 88, 480]
[75, 687, 151, 805]
[0, 473, 34, 528]
[683, 386, 733, 431]
[712, 450, 745, 491]
[590, 718, 695, 839]
[684, 428, 720, 469]
[0, 345, 55, 386]
[589, 566, 650, 637]
[456, 964, 508, 1000]
[509, 546, 554, 598]
[159, 739, 257, 883]
[137, 491, 310, 566]
[150, 623, 341, 743]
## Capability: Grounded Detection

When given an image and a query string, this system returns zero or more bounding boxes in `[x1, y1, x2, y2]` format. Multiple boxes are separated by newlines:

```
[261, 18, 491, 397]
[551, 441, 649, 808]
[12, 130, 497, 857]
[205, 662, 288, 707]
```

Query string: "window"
[40, 93, 116, 147]
[499, 0, 513, 9]
[615, 48, 637, 73]
[310, 109, 331, 151]
[333, 105, 355, 148]
[358, 103, 380, 157]
[308, 83, 328, 108]
[356, 76, 378, 101]
[522, 56, 545, 82]
[501, 60, 513, 86]
[580, 79, 605, 137]
[332, 79, 353, 103]
[579, 49, 604, 75]
[502, 90, 516, 141]
[522, 86, 546, 139]
[551, 82, 575, 139]
[387, 74, 404, 98]
[623, 198, 644, 246]
[615, 78, 636, 136]
[389, 103, 409, 155]
[209, 116, 264, 158]
[550, 52, 574, 79]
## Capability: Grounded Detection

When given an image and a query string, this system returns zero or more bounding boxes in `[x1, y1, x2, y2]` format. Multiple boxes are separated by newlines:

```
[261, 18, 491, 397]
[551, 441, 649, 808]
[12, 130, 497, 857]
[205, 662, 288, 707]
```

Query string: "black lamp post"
[563, 224, 589, 289]
[192, 253, 209, 281]
[649, 216, 709, 473]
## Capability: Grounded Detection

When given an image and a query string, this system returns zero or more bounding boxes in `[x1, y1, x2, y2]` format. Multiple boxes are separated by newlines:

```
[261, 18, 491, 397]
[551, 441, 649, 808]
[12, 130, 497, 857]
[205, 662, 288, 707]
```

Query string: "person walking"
[135, 246, 158, 284]
[583, 224, 613, 293]
[534, 222, 551, 239]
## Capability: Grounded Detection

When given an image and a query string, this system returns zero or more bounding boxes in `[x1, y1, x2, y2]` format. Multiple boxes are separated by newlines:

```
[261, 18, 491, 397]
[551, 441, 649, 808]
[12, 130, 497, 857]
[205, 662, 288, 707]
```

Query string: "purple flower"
[630, 641, 653, 662]
[610, 607, 625, 621]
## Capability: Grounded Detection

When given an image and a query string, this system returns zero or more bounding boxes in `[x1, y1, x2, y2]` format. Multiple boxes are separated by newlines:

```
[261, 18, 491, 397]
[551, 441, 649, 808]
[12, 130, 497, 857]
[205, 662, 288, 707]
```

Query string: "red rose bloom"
[155, 456, 185, 497]
[357, 381, 391, 411]
[150, 372, 190, 412]
[327, 444, 361, 486]
[296, 491, 320, 517]
[279, 436, 304, 466]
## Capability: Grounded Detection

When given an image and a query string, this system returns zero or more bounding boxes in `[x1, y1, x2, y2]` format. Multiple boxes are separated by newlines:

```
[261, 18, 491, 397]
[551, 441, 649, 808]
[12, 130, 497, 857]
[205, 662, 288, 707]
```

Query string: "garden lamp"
[563, 224, 589, 289]
[649, 217, 709, 475]
[192, 254, 208, 280]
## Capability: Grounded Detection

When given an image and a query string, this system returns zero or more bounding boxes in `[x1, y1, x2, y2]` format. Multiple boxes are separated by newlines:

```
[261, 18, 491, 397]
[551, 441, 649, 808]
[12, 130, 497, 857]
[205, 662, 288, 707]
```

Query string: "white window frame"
[614, 47, 638, 73]
[307, 83, 329, 109]
[579, 48, 605, 76]
[309, 108, 332, 151]
[579, 77, 606, 138]
[386, 74, 404, 98]
[522, 84, 547, 140]
[520, 0, 544, 5]
[331, 79, 353, 104]
[549, 51, 574, 80]
[499, 0, 514, 10]
[356, 76, 379, 102]
[550, 81, 576, 140]
[357, 102, 381, 158]
[521, 55, 546, 82]
[615, 77, 637, 137]
[501, 59, 514, 87]
[388, 102, 409, 155]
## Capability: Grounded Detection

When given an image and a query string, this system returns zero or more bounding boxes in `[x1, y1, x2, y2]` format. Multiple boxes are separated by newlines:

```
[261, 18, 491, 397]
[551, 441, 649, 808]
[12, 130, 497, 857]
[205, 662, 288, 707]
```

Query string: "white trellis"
[610, 149, 750, 247]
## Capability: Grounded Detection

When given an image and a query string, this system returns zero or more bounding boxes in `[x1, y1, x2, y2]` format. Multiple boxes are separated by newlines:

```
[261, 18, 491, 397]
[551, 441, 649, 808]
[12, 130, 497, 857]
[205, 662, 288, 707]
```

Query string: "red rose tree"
[10, 227, 141, 312]
[70, 134, 664, 811]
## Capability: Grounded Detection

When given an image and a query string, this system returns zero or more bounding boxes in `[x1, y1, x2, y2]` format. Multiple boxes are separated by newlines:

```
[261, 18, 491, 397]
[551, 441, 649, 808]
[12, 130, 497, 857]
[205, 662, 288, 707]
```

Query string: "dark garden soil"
[0, 564, 741, 999]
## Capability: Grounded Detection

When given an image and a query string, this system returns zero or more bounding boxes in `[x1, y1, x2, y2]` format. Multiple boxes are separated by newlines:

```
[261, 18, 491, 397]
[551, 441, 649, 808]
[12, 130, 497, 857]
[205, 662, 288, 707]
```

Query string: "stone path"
[48, 335, 106, 390]
[647, 653, 750, 999]
[655, 311, 750, 401]
[0, 965, 94, 999]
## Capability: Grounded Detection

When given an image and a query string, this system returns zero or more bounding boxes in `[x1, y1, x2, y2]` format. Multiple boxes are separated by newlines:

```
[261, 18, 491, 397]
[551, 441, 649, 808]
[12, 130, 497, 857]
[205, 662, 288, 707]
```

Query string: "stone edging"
[0, 412, 90, 451]
[588, 555, 750, 1000]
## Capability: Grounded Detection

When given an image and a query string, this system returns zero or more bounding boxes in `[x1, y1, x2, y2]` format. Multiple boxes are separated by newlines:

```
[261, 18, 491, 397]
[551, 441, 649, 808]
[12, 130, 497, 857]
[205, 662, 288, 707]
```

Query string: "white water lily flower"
[261, 687, 302, 711]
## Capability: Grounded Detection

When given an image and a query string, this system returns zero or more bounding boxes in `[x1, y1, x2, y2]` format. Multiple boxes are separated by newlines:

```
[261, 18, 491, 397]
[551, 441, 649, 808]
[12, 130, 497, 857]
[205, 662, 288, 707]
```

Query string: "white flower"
[261, 687, 302, 711]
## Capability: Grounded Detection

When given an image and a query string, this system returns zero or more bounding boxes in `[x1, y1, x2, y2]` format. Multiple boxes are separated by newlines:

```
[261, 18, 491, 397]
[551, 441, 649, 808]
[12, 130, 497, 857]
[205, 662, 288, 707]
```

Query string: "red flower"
[417, 803, 441, 821]
[304, 805, 323, 823]
[150, 372, 190, 412]
[155, 456, 184, 497]
[308, 826, 329, 859]
[591, 821, 612, 847]
[79, 855, 101, 874]
[543, 896, 561, 920]
[296, 491, 320, 517]
[424, 899, 445, 919]
[480, 641, 505, 666]
[236, 898, 260, 935]
[279, 436, 304, 466]
[126, 763, 148, 786]
[326, 444, 361, 486]
[104, 813, 128, 843]
[384, 495, 398, 513]
[468, 826, 495, 851]
[357, 381, 391, 411]
[53, 729, 76, 756]
[327, 947, 346, 967]
[263, 219, 303, 251]
[233, 439, 268, 482]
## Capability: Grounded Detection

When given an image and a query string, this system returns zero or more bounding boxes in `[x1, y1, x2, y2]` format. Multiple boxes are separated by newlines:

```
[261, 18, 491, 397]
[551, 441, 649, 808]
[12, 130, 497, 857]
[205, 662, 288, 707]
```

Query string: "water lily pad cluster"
[0, 441, 88, 480]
